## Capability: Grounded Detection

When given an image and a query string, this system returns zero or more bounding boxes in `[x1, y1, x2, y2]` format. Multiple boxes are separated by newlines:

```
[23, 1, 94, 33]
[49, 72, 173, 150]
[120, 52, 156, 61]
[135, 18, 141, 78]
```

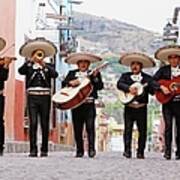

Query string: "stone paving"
[0, 151, 180, 180]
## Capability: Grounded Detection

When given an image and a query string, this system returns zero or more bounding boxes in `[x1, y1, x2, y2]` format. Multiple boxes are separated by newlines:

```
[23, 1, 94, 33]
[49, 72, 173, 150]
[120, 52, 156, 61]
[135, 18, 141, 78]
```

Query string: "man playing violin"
[62, 52, 104, 158]
[18, 38, 58, 157]
[117, 52, 158, 159]
[0, 37, 13, 156]
[154, 45, 180, 160]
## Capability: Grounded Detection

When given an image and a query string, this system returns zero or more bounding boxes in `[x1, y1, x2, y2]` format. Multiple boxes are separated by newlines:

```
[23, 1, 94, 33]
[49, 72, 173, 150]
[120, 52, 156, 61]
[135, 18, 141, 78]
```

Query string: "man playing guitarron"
[62, 52, 104, 158]
[117, 52, 157, 159]
[154, 45, 180, 160]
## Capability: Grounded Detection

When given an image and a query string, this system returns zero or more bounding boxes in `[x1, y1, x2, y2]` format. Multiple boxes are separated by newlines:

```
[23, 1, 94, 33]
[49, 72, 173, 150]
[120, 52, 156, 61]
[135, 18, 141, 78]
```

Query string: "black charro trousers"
[27, 95, 51, 153]
[72, 103, 96, 154]
[0, 95, 5, 150]
[124, 106, 147, 154]
[162, 101, 180, 156]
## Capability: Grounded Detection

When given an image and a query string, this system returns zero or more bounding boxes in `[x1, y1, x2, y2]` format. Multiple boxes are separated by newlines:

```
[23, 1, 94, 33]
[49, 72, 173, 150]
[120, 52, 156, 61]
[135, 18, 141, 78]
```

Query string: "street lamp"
[68, 0, 83, 19]
[68, 0, 83, 5]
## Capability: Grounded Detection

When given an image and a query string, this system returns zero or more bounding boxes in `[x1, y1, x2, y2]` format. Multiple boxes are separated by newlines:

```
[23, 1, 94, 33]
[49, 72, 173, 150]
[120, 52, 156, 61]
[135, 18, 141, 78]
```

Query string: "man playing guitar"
[154, 45, 180, 160]
[117, 52, 157, 159]
[62, 52, 104, 158]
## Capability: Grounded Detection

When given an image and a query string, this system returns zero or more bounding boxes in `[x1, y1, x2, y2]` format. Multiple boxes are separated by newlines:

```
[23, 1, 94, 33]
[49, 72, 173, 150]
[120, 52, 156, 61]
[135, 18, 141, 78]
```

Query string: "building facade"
[0, 0, 79, 145]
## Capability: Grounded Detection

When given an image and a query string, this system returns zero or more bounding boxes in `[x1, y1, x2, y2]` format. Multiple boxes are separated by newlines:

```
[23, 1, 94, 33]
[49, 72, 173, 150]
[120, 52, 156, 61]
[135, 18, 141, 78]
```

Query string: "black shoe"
[0, 146, 4, 156]
[88, 150, 96, 158]
[163, 153, 171, 160]
[40, 152, 48, 157]
[137, 153, 145, 159]
[75, 152, 84, 158]
[29, 152, 38, 157]
[123, 152, 131, 158]
[0, 150, 3, 156]
[175, 155, 180, 160]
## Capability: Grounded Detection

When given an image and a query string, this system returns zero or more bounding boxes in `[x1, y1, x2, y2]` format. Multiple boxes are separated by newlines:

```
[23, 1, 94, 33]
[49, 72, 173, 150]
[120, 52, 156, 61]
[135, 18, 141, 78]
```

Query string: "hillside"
[73, 12, 163, 56]
[72, 12, 162, 123]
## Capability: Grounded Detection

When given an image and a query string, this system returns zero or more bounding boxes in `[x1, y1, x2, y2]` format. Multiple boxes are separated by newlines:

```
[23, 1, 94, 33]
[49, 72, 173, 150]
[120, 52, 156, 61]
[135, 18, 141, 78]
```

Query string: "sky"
[74, 0, 180, 33]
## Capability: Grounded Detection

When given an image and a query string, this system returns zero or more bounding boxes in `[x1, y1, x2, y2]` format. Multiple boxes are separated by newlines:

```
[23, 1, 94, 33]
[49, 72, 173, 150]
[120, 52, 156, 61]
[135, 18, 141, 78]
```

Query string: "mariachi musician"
[154, 45, 180, 160]
[18, 37, 58, 157]
[0, 37, 14, 156]
[62, 52, 104, 158]
[117, 52, 158, 159]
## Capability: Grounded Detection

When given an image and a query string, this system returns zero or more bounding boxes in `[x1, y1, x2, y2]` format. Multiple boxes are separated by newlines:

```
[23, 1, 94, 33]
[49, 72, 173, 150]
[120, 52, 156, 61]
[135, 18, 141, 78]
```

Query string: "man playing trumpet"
[0, 37, 13, 156]
[18, 37, 58, 157]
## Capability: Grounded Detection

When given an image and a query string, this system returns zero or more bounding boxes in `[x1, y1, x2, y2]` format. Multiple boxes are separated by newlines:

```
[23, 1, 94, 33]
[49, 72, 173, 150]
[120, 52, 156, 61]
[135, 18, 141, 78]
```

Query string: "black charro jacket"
[153, 65, 173, 81]
[117, 71, 159, 104]
[62, 69, 104, 99]
[18, 61, 58, 89]
[0, 65, 9, 90]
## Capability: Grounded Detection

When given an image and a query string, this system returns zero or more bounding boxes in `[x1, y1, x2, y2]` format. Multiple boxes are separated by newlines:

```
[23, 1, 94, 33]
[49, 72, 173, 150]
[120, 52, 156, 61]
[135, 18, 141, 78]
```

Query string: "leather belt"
[28, 91, 50, 95]
[127, 103, 146, 109]
[0, 90, 3, 95]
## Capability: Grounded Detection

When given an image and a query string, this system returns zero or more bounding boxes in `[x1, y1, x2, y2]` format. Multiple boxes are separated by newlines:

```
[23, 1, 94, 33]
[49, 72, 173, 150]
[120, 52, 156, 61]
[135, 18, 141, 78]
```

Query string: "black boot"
[137, 149, 145, 159]
[88, 149, 96, 158]
[29, 152, 38, 157]
[40, 152, 48, 157]
[175, 151, 180, 160]
[123, 151, 131, 158]
[29, 149, 38, 157]
[0, 147, 4, 156]
[137, 153, 145, 159]
[75, 150, 84, 158]
[164, 149, 171, 160]
[164, 153, 171, 160]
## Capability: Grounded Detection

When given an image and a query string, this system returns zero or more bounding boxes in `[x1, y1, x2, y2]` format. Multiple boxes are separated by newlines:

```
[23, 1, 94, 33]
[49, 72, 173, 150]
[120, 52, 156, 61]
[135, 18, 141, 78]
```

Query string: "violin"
[0, 57, 16, 65]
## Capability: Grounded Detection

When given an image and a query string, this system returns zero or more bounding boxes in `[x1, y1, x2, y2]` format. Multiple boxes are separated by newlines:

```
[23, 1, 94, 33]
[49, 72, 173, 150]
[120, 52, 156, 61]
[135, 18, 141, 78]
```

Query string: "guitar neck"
[88, 62, 109, 76]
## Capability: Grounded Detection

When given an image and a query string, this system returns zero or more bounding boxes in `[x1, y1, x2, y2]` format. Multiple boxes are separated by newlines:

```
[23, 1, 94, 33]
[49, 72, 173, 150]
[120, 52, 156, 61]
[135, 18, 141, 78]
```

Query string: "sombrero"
[65, 52, 102, 64]
[19, 37, 57, 58]
[155, 45, 180, 62]
[119, 52, 155, 68]
[0, 37, 6, 52]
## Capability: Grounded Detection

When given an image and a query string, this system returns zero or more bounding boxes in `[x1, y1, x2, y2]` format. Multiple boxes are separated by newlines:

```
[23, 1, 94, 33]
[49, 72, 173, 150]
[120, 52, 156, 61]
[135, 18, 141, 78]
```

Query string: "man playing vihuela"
[117, 52, 159, 159]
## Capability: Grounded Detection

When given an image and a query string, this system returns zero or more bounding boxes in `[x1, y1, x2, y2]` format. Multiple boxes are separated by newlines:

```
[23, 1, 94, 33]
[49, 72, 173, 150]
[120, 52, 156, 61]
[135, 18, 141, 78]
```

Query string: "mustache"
[132, 67, 138, 71]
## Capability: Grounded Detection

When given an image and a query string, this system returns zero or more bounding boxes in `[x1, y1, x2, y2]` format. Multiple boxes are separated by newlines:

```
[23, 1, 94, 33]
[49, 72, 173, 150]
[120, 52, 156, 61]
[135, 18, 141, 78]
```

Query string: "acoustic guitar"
[52, 62, 109, 110]
[155, 77, 180, 104]
[118, 82, 147, 104]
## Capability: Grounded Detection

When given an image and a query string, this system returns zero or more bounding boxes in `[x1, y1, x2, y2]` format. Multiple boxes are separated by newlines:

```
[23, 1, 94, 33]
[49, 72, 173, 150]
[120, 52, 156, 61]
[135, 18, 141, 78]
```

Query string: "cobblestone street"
[1, 151, 180, 180]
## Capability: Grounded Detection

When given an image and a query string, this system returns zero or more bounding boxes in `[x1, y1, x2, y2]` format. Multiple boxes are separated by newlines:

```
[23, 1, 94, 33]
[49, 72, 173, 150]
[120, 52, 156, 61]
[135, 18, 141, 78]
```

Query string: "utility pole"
[38, 0, 83, 134]
[163, 7, 179, 44]
[172, 7, 180, 24]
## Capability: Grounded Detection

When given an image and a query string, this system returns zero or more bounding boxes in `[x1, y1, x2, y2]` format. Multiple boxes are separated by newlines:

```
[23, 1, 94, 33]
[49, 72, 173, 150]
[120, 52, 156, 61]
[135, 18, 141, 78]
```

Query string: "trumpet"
[33, 50, 45, 61]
